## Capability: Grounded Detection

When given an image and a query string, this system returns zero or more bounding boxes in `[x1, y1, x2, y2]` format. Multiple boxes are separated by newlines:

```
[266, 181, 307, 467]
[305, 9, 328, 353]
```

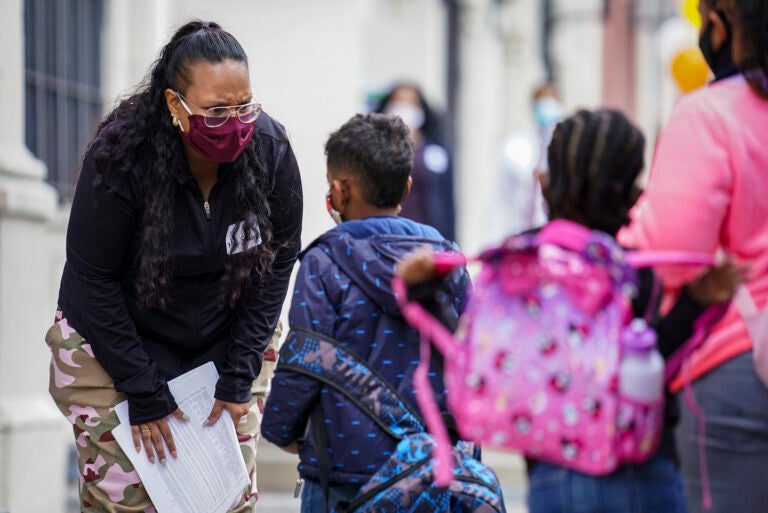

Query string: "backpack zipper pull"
[203, 201, 211, 220]
[293, 478, 304, 498]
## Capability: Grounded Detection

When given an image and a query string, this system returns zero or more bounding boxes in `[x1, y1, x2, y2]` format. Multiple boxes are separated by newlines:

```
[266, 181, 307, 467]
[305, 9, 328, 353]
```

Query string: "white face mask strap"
[173, 92, 194, 132]
[175, 92, 195, 116]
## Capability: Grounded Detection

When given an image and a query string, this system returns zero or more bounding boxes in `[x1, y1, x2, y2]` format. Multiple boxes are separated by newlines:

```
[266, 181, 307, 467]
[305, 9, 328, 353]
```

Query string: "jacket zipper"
[203, 200, 211, 220]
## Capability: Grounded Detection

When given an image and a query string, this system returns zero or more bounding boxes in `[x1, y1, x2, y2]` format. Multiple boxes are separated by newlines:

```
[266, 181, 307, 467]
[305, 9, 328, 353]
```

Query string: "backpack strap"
[278, 327, 425, 439]
[625, 250, 716, 268]
[310, 403, 331, 513]
[537, 218, 592, 252]
[412, 332, 455, 487]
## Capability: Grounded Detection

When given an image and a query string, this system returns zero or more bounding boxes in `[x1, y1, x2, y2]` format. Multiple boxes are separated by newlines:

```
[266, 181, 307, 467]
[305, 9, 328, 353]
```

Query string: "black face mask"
[698, 10, 739, 81]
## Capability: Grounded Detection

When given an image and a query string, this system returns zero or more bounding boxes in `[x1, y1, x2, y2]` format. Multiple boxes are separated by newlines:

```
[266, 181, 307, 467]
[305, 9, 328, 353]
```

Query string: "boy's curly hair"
[325, 113, 413, 207]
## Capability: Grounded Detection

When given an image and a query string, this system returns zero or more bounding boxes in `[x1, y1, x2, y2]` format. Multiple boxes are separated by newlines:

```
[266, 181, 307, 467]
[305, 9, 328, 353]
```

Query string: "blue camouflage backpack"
[279, 327, 507, 513]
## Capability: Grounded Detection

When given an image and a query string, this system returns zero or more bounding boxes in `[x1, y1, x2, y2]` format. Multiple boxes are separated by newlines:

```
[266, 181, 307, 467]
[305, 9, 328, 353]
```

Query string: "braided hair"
[92, 20, 274, 309]
[705, 0, 768, 99]
[544, 109, 645, 236]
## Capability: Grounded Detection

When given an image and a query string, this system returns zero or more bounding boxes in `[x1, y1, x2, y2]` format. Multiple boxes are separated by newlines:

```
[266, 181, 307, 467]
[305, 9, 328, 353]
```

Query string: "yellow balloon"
[670, 47, 710, 93]
[681, 0, 701, 28]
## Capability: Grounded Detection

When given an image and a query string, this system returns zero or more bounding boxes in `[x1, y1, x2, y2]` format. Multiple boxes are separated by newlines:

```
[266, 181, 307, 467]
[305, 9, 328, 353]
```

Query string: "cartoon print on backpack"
[512, 413, 532, 436]
[560, 438, 582, 461]
[567, 323, 589, 346]
[562, 403, 579, 427]
[494, 350, 516, 372]
[395, 217, 720, 476]
[537, 334, 557, 355]
[524, 294, 541, 317]
[549, 371, 571, 393]
[582, 397, 602, 420]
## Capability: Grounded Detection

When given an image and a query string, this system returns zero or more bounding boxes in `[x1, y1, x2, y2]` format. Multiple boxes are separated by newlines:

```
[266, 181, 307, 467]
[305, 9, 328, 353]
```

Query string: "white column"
[0, 1, 70, 512]
[0, 0, 45, 180]
[102, 0, 173, 109]
[0, 0, 58, 219]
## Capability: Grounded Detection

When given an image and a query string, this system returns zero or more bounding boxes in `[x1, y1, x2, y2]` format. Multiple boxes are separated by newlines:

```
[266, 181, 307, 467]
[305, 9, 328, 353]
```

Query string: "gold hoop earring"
[172, 116, 180, 127]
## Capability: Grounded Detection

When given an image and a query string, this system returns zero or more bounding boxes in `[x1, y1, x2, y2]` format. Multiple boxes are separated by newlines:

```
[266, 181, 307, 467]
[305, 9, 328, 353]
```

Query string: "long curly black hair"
[92, 20, 274, 309]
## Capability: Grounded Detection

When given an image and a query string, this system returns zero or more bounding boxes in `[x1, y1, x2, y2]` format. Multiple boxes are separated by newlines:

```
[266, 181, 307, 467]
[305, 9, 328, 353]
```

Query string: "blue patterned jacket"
[262, 216, 468, 485]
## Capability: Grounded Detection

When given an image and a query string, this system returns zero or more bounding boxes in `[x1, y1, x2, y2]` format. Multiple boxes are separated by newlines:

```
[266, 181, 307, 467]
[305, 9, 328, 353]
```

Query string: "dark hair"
[705, 0, 768, 99]
[544, 109, 646, 236]
[373, 83, 445, 145]
[92, 20, 274, 309]
[325, 113, 413, 207]
[532, 82, 560, 102]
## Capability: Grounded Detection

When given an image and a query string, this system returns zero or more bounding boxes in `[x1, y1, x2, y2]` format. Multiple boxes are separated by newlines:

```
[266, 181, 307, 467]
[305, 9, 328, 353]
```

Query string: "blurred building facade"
[0, 0, 692, 511]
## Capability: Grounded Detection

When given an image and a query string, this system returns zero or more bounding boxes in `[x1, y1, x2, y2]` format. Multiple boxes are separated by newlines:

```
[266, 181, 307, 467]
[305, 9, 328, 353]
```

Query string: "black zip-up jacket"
[58, 112, 302, 424]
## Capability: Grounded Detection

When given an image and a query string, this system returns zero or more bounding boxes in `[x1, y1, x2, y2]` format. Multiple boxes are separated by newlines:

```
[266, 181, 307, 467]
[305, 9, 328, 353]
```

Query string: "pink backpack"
[394, 219, 716, 485]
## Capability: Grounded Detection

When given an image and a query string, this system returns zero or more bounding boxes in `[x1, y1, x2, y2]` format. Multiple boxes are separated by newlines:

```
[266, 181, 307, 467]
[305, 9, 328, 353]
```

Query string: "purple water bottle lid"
[621, 318, 658, 353]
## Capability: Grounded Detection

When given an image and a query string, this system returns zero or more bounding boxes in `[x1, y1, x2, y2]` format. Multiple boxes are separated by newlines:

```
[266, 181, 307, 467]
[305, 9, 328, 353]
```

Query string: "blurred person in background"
[622, 1, 768, 511]
[374, 83, 457, 241]
[485, 82, 563, 246]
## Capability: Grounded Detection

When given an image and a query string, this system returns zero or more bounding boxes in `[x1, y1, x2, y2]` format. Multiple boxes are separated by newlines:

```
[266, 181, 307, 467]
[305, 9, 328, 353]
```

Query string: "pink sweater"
[622, 74, 768, 391]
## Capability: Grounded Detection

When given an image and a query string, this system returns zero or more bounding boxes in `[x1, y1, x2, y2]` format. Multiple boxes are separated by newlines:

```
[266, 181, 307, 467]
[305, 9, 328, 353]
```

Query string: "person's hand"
[687, 253, 749, 306]
[282, 441, 300, 455]
[396, 247, 436, 286]
[131, 408, 187, 464]
[205, 399, 251, 427]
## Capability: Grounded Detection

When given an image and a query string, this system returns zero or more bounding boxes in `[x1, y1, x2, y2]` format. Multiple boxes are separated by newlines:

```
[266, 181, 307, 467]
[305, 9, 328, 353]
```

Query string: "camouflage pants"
[45, 310, 281, 513]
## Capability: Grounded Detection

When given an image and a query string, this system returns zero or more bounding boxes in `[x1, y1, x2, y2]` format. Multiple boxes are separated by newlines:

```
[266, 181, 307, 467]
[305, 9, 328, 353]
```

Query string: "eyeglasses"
[175, 91, 262, 128]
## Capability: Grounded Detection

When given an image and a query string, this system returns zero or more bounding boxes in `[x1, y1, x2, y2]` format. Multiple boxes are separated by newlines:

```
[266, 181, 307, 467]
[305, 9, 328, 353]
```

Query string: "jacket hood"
[304, 216, 458, 314]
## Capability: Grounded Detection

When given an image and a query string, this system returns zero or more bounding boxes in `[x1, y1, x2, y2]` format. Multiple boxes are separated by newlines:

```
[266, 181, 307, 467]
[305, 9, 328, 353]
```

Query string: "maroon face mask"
[180, 115, 255, 163]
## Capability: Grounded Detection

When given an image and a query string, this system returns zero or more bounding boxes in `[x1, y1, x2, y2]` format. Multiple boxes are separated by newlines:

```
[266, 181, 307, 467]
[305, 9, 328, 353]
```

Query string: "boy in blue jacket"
[261, 113, 468, 512]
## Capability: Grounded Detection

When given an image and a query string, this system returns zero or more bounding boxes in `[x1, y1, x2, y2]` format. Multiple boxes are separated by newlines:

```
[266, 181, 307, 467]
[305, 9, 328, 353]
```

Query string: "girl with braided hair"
[45, 20, 302, 512]
[398, 109, 739, 512]
[623, 1, 768, 511]
[517, 109, 738, 513]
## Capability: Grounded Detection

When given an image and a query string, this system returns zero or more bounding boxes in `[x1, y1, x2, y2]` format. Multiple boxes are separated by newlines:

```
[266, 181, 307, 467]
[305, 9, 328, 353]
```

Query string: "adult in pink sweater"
[622, 1, 768, 512]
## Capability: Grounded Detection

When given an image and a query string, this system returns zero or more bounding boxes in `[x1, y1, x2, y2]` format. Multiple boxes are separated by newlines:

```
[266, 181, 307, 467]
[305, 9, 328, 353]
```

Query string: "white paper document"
[113, 362, 249, 513]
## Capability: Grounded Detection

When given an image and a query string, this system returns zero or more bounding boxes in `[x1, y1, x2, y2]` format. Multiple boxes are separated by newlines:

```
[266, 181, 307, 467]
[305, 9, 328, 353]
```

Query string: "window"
[24, 0, 104, 202]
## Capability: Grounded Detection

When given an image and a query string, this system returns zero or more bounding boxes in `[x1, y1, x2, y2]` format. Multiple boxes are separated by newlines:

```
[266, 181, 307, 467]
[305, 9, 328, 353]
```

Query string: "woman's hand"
[131, 408, 187, 464]
[688, 253, 749, 306]
[205, 399, 251, 427]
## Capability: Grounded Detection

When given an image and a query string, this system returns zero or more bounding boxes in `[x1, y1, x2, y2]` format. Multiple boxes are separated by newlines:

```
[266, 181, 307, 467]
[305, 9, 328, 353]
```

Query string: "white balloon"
[500, 133, 539, 173]
[657, 16, 699, 66]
